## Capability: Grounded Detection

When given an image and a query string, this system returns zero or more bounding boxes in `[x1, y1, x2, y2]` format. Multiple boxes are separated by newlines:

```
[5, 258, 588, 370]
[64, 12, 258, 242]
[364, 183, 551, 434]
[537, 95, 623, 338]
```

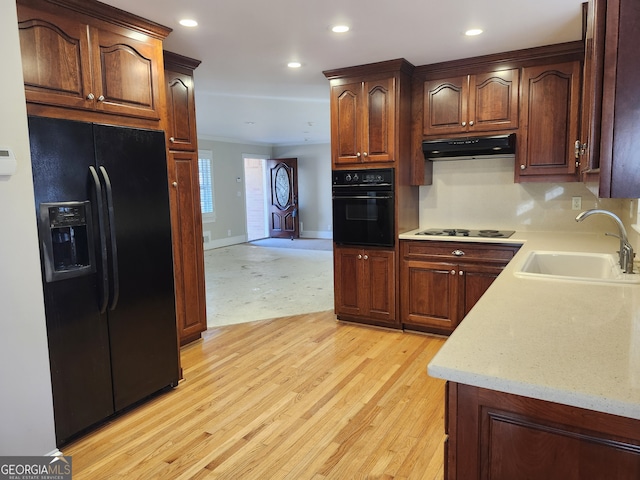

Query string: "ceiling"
[100, 0, 585, 146]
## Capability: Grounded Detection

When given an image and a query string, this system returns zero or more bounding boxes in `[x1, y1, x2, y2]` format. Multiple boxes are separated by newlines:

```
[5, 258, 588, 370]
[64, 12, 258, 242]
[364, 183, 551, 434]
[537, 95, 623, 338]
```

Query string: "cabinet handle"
[86, 93, 95, 100]
[469, 120, 474, 126]
[461, 121, 466, 127]
[363, 152, 368, 157]
[451, 250, 465, 256]
[520, 164, 526, 170]
[169, 137, 175, 143]
[356, 152, 361, 158]
[459, 270, 464, 276]
[172, 182, 178, 187]
[97, 95, 105, 102]
[357, 254, 362, 259]
[450, 270, 456, 275]
[363, 254, 369, 260]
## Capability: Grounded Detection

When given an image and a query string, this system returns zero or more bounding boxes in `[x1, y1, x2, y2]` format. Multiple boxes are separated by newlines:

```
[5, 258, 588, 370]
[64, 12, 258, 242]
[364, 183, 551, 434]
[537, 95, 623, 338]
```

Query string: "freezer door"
[28, 116, 114, 445]
[93, 124, 179, 411]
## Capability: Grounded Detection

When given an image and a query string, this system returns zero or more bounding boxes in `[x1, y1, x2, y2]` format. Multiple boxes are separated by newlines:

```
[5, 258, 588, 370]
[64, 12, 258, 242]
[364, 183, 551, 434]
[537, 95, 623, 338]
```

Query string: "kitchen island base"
[446, 382, 640, 479]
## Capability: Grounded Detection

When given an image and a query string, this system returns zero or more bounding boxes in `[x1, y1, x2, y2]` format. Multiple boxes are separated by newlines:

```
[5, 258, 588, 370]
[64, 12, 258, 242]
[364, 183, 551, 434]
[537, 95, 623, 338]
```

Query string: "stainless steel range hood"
[422, 133, 516, 161]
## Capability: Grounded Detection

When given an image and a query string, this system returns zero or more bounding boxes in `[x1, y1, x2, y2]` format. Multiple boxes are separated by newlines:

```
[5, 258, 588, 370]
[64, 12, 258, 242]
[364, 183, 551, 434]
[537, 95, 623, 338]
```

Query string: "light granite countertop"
[400, 229, 640, 420]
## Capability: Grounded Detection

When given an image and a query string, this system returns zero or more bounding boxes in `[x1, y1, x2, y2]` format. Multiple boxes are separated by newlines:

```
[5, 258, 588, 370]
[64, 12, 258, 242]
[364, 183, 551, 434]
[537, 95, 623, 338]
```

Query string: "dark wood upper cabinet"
[423, 69, 519, 137]
[516, 61, 581, 182]
[17, 0, 170, 124]
[598, 0, 640, 198]
[578, 0, 606, 180]
[164, 51, 201, 152]
[324, 59, 414, 169]
[329, 77, 395, 165]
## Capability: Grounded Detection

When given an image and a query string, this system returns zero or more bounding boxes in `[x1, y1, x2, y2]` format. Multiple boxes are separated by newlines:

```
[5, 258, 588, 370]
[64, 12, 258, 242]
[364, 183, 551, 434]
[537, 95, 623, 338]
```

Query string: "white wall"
[198, 139, 272, 248]
[419, 156, 640, 252]
[0, 2, 57, 455]
[273, 143, 332, 238]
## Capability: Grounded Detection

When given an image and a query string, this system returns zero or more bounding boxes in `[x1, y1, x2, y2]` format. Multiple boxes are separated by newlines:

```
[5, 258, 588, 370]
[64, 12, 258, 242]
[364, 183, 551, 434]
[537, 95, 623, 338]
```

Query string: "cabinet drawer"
[402, 240, 520, 263]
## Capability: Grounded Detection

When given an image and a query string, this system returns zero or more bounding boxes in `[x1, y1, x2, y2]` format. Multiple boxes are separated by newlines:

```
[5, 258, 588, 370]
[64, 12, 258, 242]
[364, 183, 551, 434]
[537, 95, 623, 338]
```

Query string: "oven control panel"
[332, 168, 394, 186]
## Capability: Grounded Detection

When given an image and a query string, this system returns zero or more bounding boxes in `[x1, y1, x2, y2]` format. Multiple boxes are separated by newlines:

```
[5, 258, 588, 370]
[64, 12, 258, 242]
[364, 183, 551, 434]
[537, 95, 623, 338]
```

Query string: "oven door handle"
[332, 195, 393, 200]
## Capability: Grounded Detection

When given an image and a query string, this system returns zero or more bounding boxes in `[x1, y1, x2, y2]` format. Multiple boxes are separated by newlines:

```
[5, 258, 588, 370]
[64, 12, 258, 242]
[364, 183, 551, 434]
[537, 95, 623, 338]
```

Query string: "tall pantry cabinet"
[324, 59, 419, 329]
[163, 51, 208, 346]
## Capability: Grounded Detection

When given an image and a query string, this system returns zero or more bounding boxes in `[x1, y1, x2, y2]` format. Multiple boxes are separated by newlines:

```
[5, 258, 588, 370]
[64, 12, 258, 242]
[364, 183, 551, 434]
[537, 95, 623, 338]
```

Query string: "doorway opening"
[243, 155, 269, 242]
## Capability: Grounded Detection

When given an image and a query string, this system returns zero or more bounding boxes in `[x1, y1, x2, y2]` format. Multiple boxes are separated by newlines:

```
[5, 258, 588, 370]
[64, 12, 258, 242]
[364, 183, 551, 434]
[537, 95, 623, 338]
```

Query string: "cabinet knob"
[86, 93, 95, 100]
[362, 152, 368, 157]
[520, 164, 526, 170]
[469, 120, 474, 126]
[461, 121, 466, 127]
[356, 152, 361, 158]
[363, 254, 369, 260]
[451, 250, 465, 256]
[169, 137, 175, 143]
[97, 95, 105, 102]
[450, 270, 456, 275]
[459, 270, 464, 276]
[172, 182, 178, 187]
[357, 254, 362, 259]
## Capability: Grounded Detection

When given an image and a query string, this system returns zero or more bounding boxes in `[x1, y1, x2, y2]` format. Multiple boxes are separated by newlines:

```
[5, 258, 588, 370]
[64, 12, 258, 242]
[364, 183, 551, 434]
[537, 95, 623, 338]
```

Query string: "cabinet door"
[459, 263, 504, 318]
[17, 6, 94, 110]
[362, 78, 395, 163]
[579, 0, 606, 177]
[449, 383, 640, 480]
[401, 259, 459, 333]
[168, 151, 207, 345]
[89, 26, 163, 120]
[331, 82, 362, 165]
[517, 61, 581, 180]
[165, 68, 198, 151]
[365, 249, 396, 323]
[423, 76, 468, 136]
[469, 69, 519, 132]
[333, 246, 365, 317]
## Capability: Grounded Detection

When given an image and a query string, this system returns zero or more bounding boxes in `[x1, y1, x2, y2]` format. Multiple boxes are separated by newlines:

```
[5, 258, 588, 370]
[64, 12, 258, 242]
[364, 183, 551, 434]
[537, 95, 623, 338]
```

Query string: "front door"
[267, 158, 299, 239]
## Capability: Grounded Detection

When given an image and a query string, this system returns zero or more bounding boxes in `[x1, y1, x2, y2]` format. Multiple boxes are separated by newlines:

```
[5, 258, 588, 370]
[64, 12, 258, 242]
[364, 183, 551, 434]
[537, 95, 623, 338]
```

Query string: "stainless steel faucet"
[575, 209, 635, 273]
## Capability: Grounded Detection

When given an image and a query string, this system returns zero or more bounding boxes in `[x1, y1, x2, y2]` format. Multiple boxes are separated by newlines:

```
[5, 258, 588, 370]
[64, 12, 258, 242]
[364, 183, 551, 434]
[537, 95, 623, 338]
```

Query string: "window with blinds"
[198, 150, 215, 218]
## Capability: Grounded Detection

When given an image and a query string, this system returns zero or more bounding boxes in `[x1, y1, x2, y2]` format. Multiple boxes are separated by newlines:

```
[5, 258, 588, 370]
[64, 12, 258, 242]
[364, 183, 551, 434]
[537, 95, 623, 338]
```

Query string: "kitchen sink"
[514, 250, 640, 284]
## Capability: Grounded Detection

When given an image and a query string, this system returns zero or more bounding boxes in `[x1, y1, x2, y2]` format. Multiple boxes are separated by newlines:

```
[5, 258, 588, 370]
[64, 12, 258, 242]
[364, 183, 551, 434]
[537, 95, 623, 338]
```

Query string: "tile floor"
[204, 239, 334, 327]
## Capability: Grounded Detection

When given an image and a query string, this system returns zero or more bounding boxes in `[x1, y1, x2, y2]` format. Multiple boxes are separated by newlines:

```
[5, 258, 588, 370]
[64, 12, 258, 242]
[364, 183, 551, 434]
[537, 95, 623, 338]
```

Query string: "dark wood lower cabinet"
[446, 382, 640, 479]
[333, 245, 398, 328]
[400, 241, 519, 334]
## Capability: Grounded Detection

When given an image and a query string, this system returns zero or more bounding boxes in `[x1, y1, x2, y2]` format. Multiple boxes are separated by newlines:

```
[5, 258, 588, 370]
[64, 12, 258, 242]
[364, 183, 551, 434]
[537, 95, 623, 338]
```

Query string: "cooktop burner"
[416, 228, 515, 238]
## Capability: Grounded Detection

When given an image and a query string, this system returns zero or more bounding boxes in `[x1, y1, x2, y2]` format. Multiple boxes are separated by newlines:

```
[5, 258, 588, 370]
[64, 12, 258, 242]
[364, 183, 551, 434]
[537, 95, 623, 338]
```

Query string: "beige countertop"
[400, 229, 640, 420]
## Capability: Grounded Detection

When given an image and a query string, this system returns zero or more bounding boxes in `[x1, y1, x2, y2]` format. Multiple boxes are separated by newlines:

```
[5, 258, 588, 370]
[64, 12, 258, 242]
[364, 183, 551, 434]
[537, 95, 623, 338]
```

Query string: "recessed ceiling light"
[288, 62, 302, 68]
[332, 25, 350, 33]
[179, 19, 198, 27]
[465, 28, 483, 36]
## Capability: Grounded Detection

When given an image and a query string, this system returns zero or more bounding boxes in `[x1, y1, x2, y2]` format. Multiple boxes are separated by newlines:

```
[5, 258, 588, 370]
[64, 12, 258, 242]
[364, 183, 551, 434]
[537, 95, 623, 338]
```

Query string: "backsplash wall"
[418, 156, 629, 234]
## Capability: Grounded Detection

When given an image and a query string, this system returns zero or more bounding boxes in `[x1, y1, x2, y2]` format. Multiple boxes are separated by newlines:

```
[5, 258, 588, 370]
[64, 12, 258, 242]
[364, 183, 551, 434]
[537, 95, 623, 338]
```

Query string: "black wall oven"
[332, 168, 395, 247]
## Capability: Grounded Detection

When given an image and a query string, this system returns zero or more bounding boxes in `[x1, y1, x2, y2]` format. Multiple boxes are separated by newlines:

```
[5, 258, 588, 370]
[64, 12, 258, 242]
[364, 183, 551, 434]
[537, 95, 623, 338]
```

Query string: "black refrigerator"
[28, 116, 180, 446]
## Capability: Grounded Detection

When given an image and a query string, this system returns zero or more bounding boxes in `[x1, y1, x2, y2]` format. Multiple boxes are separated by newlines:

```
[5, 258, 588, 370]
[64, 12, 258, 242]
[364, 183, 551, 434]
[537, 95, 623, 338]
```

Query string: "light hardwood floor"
[64, 311, 447, 479]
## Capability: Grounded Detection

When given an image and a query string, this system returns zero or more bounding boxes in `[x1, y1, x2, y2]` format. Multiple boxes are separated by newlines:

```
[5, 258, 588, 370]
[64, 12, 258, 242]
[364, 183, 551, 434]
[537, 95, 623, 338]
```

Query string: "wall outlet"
[571, 196, 582, 210]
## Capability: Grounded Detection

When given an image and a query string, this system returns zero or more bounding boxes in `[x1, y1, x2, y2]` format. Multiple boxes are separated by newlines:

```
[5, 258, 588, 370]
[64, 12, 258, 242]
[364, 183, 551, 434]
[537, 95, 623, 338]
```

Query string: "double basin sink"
[515, 251, 640, 284]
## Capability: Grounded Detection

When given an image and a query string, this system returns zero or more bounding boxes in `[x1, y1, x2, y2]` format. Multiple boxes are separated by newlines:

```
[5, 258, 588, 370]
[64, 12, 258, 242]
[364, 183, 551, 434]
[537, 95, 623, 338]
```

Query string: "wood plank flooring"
[63, 311, 447, 479]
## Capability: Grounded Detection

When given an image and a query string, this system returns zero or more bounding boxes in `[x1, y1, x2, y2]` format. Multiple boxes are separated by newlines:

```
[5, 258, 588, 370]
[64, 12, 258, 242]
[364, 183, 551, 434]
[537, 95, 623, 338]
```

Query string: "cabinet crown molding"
[19, 0, 172, 39]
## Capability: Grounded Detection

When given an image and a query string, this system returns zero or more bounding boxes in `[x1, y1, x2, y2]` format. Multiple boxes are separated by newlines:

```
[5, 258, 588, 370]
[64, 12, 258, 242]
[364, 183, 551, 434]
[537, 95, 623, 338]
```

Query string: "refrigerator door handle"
[99, 166, 120, 311]
[89, 166, 109, 314]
